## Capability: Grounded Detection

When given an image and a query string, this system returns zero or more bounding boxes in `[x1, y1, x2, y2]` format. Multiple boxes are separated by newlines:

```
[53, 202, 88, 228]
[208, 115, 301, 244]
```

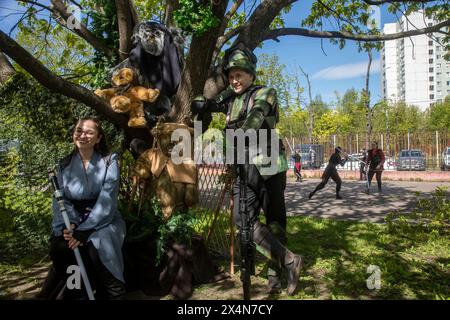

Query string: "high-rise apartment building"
[381, 11, 450, 110]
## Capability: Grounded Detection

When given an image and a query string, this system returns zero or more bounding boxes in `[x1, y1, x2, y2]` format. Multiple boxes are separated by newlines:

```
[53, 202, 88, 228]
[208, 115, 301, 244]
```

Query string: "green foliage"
[278, 105, 309, 139]
[87, 0, 120, 88]
[209, 113, 227, 131]
[256, 53, 294, 109]
[133, 0, 165, 22]
[427, 96, 450, 131]
[0, 72, 77, 145]
[157, 209, 200, 262]
[0, 150, 52, 263]
[385, 187, 449, 239]
[174, 0, 220, 35]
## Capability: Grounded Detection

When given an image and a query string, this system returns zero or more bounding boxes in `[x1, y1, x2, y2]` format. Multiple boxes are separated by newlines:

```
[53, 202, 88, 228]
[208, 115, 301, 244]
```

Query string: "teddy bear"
[132, 122, 198, 220]
[94, 67, 160, 128]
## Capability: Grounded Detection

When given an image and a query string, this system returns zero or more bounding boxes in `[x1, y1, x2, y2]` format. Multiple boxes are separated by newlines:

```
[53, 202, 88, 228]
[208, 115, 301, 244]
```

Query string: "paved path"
[284, 178, 450, 223]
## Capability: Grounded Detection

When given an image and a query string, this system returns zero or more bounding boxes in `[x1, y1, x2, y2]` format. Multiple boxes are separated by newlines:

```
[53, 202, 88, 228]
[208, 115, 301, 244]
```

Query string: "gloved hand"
[72, 229, 95, 244]
[191, 95, 208, 115]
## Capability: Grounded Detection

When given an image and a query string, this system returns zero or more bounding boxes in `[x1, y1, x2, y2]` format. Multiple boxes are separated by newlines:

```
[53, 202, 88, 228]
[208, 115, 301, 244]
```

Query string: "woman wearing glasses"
[44, 117, 126, 299]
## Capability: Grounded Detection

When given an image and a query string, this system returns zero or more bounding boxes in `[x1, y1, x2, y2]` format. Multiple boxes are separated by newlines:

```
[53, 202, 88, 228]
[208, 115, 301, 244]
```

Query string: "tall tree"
[0, 0, 448, 149]
[298, 66, 314, 144]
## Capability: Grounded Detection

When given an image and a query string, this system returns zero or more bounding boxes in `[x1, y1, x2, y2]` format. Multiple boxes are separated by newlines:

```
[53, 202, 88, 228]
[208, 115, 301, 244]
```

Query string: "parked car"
[396, 149, 426, 171]
[295, 144, 324, 169]
[441, 146, 450, 171]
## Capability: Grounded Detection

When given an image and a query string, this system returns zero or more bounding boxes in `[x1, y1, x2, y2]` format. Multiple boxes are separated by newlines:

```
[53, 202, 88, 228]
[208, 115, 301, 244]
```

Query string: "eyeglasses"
[74, 128, 96, 137]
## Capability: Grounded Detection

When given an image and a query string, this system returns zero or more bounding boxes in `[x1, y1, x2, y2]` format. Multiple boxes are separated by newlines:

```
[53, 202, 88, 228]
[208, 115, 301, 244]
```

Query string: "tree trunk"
[116, 0, 134, 61]
[171, 1, 228, 123]
[164, 0, 179, 28]
[0, 51, 15, 85]
[299, 66, 314, 144]
[364, 49, 373, 149]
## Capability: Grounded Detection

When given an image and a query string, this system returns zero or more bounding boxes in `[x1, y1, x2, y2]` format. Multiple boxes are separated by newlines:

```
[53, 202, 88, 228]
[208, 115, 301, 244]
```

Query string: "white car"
[441, 147, 450, 171]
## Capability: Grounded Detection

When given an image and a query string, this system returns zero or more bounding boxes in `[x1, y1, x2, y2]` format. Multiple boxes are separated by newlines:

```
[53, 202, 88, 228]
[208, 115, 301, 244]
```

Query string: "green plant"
[385, 187, 449, 238]
[174, 0, 220, 35]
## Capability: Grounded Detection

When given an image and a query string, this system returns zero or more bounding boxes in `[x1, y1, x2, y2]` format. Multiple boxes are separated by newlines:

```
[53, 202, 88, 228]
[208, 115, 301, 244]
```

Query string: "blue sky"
[253, 0, 402, 107]
[0, 0, 404, 106]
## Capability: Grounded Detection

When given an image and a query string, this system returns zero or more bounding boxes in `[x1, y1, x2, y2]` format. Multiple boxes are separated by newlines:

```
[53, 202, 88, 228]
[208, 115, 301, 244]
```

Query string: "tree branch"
[50, 0, 116, 59]
[234, 0, 298, 50]
[164, 0, 178, 28]
[216, 26, 244, 53]
[0, 29, 146, 140]
[0, 51, 16, 84]
[263, 20, 450, 42]
[17, 0, 53, 12]
[18, 1, 116, 59]
[115, 0, 134, 60]
[363, 0, 435, 5]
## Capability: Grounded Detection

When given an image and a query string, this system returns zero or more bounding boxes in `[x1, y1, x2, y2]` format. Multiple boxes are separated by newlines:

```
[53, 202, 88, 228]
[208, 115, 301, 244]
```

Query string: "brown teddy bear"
[94, 67, 160, 128]
[132, 122, 198, 220]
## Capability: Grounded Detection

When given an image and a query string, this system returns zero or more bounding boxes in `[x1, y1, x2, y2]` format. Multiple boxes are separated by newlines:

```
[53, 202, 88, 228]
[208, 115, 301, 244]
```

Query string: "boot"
[285, 255, 303, 296]
[253, 222, 302, 296]
[267, 269, 282, 294]
[267, 222, 287, 294]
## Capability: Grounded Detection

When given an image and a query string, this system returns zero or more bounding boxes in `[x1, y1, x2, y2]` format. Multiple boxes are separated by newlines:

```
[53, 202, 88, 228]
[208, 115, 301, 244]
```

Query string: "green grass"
[284, 215, 449, 299]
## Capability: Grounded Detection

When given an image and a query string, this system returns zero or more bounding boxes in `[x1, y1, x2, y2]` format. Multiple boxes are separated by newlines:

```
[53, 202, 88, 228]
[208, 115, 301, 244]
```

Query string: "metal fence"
[194, 130, 450, 265]
[284, 130, 450, 171]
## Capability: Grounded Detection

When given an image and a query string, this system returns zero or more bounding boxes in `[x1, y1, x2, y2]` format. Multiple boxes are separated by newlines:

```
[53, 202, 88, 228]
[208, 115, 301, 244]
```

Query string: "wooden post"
[436, 131, 439, 170]
[229, 190, 235, 275]
[356, 133, 359, 154]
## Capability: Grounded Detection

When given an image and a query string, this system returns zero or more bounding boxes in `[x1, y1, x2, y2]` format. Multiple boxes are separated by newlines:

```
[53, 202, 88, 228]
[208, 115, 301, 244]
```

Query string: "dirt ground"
[0, 262, 295, 300]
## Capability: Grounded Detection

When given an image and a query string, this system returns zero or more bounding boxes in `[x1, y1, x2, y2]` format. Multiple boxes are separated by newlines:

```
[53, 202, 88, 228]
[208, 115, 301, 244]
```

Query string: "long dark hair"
[73, 117, 109, 157]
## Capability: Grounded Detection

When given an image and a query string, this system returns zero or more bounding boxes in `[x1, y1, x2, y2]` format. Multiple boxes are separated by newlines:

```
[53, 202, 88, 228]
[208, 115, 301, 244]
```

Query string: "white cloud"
[312, 59, 381, 80]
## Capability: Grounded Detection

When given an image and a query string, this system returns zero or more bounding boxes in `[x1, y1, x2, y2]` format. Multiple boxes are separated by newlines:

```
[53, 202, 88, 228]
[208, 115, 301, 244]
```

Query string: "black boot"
[285, 255, 303, 296]
[267, 222, 286, 294]
[268, 271, 282, 294]
[253, 222, 302, 296]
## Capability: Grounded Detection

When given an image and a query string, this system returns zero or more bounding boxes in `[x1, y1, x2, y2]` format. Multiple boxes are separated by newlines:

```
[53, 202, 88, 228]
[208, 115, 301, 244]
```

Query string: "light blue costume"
[51, 151, 126, 282]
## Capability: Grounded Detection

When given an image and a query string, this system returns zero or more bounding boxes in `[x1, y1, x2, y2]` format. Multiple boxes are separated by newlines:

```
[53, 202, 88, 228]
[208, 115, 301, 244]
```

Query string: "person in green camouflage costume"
[191, 45, 302, 296]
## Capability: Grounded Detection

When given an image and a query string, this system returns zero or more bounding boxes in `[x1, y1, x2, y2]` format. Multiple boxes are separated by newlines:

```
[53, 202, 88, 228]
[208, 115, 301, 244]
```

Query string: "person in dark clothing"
[308, 146, 348, 200]
[359, 148, 367, 181]
[366, 142, 385, 193]
[294, 151, 303, 182]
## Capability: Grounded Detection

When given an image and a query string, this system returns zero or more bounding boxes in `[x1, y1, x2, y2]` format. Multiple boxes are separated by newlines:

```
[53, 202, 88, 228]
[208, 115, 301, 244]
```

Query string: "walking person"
[43, 117, 126, 300]
[294, 151, 303, 182]
[366, 141, 385, 193]
[309, 147, 348, 200]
